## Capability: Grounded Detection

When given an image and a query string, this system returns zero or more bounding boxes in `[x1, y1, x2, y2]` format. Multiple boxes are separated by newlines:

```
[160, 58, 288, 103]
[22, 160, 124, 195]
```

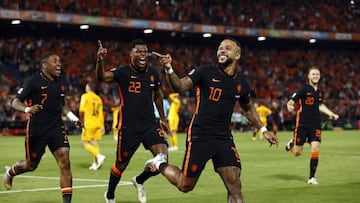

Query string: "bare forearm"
[96, 59, 105, 82]
[12, 98, 27, 112]
[241, 102, 263, 129]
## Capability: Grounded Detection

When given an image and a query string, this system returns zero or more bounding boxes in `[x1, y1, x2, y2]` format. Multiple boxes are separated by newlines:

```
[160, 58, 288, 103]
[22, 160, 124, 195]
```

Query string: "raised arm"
[96, 40, 114, 82]
[152, 52, 193, 93]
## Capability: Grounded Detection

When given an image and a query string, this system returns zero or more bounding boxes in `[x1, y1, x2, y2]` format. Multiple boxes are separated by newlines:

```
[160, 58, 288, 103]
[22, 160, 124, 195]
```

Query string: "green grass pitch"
[1, 130, 359, 203]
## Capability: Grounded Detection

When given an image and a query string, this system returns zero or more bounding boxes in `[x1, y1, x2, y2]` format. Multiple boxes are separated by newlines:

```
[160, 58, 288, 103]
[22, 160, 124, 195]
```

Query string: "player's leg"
[308, 129, 321, 185]
[168, 117, 179, 150]
[82, 128, 104, 169]
[252, 127, 258, 141]
[214, 139, 243, 203]
[105, 129, 140, 202]
[217, 167, 244, 203]
[4, 134, 44, 190]
[145, 136, 209, 193]
[53, 147, 72, 203]
[286, 128, 305, 156]
[93, 127, 106, 169]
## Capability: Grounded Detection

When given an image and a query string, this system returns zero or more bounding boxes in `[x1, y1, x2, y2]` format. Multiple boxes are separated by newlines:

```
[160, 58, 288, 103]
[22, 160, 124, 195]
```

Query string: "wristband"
[66, 111, 79, 122]
[260, 126, 268, 133]
[24, 107, 31, 113]
[165, 66, 174, 74]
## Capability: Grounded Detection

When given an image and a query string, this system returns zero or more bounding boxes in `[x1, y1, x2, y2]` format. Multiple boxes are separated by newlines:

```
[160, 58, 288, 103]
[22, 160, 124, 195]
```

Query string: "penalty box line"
[0, 174, 132, 194]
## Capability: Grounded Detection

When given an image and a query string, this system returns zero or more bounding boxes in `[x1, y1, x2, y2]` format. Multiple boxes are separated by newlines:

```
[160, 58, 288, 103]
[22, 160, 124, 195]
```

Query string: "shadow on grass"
[271, 174, 305, 182]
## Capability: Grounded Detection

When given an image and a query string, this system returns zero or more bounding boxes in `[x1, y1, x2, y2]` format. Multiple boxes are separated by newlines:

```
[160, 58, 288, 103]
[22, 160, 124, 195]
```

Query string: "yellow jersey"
[256, 105, 272, 127]
[168, 93, 181, 120]
[79, 92, 104, 129]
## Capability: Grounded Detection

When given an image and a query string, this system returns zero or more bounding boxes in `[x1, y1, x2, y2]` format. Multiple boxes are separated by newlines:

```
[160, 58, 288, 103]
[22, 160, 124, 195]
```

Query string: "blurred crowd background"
[1, 0, 359, 135]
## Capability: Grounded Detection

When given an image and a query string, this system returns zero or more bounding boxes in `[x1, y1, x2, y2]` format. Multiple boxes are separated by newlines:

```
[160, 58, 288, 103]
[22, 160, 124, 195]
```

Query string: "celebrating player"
[147, 38, 279, 203]
[286, 66, 339, 185]
[4, 53, 81, 203]
[96, 39, 170, 203]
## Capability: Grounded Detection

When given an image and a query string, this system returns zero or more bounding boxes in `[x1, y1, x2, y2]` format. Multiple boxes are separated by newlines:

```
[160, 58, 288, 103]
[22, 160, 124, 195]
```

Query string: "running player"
[286, 66, 339, 185]
[4, 53, 81, 203]
[148, 38, 278, 203]
[79, 82, 106, 170]
[96, 39, 170, 203]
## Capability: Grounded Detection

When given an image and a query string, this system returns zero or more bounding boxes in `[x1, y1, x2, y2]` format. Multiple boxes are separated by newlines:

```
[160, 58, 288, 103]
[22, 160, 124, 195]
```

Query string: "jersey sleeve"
[79, 94, 86, 112]
[238, 77, 251, 104]
[290, 86, 305, 101]
[187, 66, 206, 86]
[15, 78, 33, 102]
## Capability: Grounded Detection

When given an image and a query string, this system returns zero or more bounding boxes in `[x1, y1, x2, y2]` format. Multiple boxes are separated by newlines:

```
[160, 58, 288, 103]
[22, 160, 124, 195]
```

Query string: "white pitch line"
[0, 174, 132, 194]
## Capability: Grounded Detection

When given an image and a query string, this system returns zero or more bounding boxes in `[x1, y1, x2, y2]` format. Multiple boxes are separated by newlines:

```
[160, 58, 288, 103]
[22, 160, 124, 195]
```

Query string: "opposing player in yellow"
[79, 82, 106, 170]
[252, 102, 272, 140]
[110, 106, 119, 141]
[168, 93, 181, 151]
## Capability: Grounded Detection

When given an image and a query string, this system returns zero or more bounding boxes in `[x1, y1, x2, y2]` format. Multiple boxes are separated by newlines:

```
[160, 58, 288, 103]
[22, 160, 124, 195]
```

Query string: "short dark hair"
[225, 37, 242, 53]
[129, 39, 147, 50]
[87, 82, 96, 92]
[40, 52, 56, 64]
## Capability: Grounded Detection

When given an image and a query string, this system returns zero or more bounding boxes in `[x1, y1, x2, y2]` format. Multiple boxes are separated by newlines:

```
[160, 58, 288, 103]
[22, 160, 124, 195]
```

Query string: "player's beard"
[218, 57, 233, 69]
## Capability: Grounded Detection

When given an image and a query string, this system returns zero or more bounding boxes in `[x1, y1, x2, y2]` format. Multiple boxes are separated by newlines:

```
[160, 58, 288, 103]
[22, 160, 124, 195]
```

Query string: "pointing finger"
[98, 40, 103, 48]
[151, 51, 166, 57]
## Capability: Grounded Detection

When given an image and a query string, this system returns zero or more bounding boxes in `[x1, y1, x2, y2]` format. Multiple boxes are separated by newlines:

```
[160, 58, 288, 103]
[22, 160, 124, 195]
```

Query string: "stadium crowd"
[1, 0, 359, 32]
[1, 0, 359, 134]
[1, 34, 359, 133]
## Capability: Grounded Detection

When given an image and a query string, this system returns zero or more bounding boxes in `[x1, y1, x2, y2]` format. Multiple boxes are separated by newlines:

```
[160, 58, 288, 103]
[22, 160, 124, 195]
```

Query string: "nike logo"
[150, 84, 155, 87]
[130, 75, 138, 79]
[212, 78, 221, 82]
[41, 86, 48, 89]
[307, 93, 312, 95]
[235, 95, 240, 99]
[61, 94, 65, 96]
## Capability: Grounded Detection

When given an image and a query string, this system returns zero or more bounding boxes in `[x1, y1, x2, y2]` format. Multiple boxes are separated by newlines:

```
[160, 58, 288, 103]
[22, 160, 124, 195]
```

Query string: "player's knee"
[294, 151, 302, 156]
[178, 184, 194, 193]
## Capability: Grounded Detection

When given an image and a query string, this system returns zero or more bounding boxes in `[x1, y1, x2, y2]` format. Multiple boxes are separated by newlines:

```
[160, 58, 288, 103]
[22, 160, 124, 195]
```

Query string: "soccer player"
[79, 82, 106, 170]
[286, 66, 339, 185]
[110, 106, 119, 141]
[96, 39, 170, 203]
[149, 38, 279, 203]
[167, 93, 181, 151]
[252, 102, 272, 140]
[4, 53, 81, 203]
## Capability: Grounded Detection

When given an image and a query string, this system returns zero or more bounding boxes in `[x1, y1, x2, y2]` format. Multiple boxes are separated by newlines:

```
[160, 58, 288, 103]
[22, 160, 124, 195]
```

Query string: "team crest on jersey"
[190, 164, 198, 173]
[150, 75, 155, 83]
[61, 85, 65, 91]
[237, 85, 242, 93]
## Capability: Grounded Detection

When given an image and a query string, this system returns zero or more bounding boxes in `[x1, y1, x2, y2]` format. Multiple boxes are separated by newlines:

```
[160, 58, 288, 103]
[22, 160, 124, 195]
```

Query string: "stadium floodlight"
[202, 33, 212, 38]
[11, 20, 21, 25]
[257, 36, 266, 41]
[309, 38, 317, 43]
[144, 29, 153, 34]
[80, 24, 89, 30]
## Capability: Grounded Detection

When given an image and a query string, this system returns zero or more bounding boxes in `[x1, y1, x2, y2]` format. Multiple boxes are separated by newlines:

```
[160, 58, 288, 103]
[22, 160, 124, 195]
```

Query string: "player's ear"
[235, 52, 241, 60]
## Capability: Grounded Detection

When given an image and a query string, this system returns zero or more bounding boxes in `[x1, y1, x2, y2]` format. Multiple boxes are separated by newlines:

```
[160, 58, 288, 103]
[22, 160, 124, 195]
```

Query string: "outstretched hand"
[97, 40, 107, 61]
[263, 131, 279, 148]
[152, 51, 172, 69]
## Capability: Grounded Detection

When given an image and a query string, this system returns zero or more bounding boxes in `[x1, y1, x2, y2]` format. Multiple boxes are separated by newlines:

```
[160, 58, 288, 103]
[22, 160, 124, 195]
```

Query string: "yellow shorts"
[81, 127, 103, 141]
[168, 116, 179, 131]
